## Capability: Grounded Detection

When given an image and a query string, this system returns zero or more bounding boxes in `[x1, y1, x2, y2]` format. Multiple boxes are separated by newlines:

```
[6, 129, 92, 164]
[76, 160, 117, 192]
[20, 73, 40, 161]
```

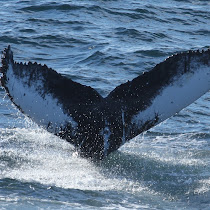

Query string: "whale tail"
[1, 46, 210, 159]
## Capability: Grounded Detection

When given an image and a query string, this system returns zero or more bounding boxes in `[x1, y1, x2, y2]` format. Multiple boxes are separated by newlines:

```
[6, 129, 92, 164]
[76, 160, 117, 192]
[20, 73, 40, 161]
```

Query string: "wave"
[20, 3, 85, 12]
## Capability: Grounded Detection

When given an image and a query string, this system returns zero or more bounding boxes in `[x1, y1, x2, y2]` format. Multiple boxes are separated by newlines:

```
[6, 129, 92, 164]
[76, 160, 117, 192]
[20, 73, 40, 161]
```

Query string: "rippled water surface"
[0, 0, 210, 209]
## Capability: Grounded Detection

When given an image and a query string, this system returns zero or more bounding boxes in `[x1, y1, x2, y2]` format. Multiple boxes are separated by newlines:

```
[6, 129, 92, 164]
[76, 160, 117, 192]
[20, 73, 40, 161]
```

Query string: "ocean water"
[0, 0, 210, 209]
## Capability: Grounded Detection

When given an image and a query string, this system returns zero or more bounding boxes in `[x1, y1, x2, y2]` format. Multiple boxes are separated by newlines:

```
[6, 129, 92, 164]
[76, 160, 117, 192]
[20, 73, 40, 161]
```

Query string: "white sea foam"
[195, 179, 210, 194]
[0, 127, 148, 193]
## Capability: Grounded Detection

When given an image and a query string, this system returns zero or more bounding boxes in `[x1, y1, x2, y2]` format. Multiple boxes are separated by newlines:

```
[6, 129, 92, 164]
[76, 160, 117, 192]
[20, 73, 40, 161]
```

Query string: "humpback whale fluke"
[1, 46, 210, 159]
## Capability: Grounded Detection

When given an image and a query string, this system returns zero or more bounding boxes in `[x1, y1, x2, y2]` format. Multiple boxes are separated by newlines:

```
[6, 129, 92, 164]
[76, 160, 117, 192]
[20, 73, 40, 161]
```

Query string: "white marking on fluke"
[102, 122, 111, 156]
[132, 63, 210, 128]
[121, 109, 126, 145]
[6, 63, 77, 133]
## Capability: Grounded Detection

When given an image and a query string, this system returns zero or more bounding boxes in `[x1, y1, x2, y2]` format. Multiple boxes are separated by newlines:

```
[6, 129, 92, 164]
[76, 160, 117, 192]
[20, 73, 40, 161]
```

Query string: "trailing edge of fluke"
[0, 46, 210, 159]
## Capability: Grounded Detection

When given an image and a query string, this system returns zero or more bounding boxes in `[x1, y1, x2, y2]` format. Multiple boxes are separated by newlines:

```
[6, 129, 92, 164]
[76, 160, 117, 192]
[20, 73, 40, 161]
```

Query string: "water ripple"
[20, 3, 84, 12]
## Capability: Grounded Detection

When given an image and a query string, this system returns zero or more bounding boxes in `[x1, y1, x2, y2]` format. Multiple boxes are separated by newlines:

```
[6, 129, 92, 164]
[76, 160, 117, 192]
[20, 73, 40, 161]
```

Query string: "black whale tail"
[1, 46, 210, 159]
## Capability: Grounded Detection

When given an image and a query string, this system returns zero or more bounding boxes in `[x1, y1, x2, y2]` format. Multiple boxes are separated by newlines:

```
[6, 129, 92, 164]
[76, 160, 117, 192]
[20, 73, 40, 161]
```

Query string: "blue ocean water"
[0, 0, 209, 209]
